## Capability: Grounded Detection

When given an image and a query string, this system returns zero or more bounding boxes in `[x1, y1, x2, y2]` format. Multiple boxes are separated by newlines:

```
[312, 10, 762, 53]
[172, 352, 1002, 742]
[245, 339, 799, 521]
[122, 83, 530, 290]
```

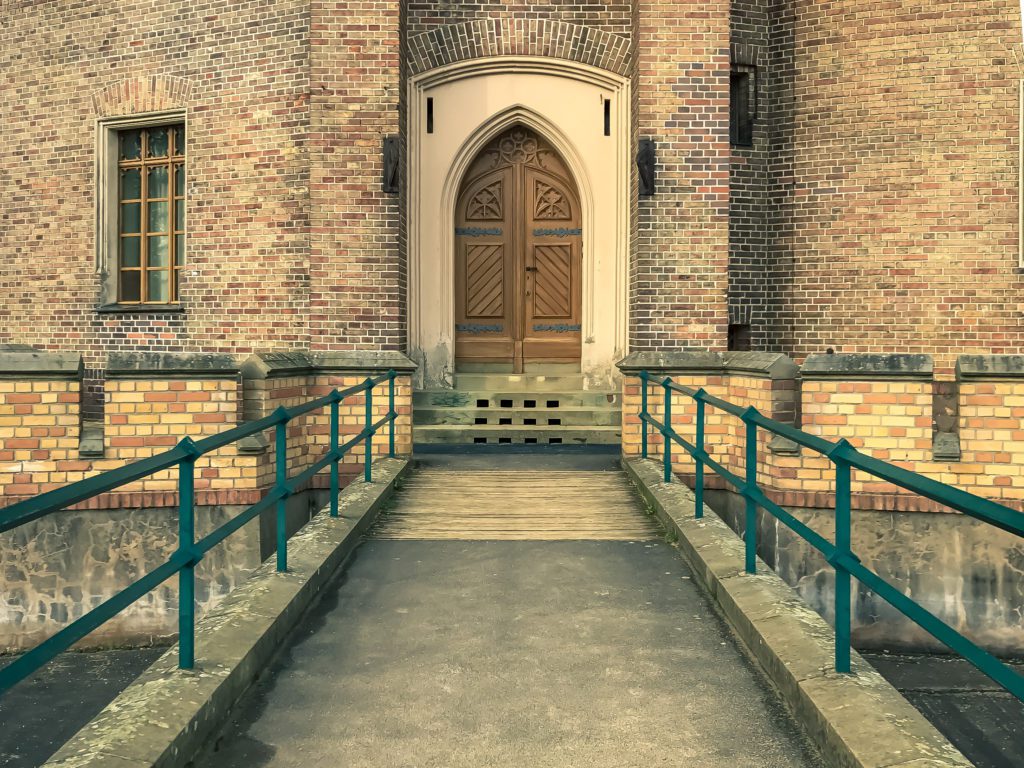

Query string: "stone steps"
[414, 368, 621, 447]
[452, 373, 584, 391]
[415, 405, 621, 427]
[413, 424, 621, 446]
[414, 389, 619, 409]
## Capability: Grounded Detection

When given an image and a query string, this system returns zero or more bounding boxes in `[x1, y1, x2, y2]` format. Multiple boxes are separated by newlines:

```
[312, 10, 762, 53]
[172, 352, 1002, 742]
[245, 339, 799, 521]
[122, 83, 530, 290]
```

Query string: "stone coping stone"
[107, 352, 240, 380]
[623, 457, 972, 768]
[617, 350, 798, 380]
[241, 350, 417, 379]
[956, 354, 1024, 381]
[42, 457, 410, 768]
[0, 347, 82, 380]
[802, 353, 933, 381]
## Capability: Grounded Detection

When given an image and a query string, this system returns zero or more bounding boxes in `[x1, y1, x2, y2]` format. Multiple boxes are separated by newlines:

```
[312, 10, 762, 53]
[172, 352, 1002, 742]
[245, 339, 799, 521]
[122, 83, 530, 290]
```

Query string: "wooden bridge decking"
[372, 469, 660, 541]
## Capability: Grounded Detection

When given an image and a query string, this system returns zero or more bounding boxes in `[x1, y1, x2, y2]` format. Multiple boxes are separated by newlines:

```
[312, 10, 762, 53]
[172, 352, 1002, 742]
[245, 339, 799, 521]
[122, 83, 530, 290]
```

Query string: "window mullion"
[140, 129, 149, 303]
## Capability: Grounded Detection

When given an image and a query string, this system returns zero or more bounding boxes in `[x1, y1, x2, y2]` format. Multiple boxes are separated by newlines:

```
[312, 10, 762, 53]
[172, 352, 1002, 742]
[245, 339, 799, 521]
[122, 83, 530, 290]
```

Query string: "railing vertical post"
[364, 377, 374, 483]
[834, 453, 852, 673]
[743, 408, 758, 574]
[177, 441, 196, 670]
[275, 414, 289, 572]
[639, 370, 649, 460]
[329, 394, 340, 518]
[388, 370, 396, 458]
[695, 392, 706, 520]
[662, 377, 672, 484]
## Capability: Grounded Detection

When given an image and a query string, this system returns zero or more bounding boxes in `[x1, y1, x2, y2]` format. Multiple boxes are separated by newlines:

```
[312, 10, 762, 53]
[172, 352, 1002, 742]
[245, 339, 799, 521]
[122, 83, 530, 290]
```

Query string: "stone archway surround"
[408, 56, 631, 390]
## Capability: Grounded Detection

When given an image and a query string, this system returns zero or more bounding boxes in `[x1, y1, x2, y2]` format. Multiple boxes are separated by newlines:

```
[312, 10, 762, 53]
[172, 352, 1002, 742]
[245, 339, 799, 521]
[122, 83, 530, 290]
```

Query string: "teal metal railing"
[636, 370, 1024, 701]
[0, 371, 400, 695]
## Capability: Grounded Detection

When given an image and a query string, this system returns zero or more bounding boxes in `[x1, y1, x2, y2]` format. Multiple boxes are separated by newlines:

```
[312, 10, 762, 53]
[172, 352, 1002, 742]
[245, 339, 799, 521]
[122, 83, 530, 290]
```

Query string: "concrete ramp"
[372, 468, 660, 540]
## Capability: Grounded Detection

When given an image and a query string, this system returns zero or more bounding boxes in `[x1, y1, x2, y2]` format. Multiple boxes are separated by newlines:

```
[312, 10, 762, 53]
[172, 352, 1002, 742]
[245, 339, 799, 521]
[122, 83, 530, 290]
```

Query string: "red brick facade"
[1, 1, 1021, 378]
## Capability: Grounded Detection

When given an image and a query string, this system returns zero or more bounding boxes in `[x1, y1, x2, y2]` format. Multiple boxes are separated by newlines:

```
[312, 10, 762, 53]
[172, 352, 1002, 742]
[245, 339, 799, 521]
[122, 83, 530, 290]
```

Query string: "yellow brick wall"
[0, 378, 80, 497]
[622, 371, 1024, 512]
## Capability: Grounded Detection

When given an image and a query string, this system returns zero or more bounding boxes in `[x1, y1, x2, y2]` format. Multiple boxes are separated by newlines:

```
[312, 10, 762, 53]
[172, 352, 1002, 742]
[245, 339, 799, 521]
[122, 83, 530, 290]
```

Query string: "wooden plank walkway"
[372, 469, 660, 540]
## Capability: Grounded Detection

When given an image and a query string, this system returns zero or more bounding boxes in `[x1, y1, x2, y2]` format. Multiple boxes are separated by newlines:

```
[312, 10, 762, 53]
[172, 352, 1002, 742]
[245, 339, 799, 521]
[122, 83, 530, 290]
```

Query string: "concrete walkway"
[196, 466, 824, 767]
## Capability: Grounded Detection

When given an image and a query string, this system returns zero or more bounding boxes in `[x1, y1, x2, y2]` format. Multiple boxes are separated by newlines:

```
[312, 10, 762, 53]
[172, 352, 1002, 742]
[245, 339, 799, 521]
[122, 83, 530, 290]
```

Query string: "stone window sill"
[96, 304, 185, 315]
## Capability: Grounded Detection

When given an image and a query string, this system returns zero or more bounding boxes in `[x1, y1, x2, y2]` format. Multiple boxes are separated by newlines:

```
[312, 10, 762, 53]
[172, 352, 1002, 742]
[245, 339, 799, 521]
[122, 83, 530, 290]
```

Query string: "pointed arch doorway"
[454, 126, 583, 373]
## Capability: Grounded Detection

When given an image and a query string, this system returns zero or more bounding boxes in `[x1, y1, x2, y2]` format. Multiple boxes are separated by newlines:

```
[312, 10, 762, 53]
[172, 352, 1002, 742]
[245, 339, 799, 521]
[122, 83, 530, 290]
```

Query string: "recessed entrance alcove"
[407, 57, 631, 391]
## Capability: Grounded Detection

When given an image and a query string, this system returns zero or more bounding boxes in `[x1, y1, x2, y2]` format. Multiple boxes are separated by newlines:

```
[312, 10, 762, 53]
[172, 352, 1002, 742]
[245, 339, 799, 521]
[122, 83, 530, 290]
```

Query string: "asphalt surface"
[0, 646, 166, 767]
[194, 538, 825, 768]
[862, 651, 1024, 768]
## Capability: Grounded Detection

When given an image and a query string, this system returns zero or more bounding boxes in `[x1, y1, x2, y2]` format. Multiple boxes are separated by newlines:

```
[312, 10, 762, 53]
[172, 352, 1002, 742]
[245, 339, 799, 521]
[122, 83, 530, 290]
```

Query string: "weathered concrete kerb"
[40, 457, 409, 768]
[623, 457, 972, 768]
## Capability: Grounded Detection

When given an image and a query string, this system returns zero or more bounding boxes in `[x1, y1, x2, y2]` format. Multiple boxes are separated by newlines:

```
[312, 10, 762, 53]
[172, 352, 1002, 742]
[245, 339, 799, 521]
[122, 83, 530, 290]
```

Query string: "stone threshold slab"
[42, 457, 410, 768]
[623, 457, 971, 768]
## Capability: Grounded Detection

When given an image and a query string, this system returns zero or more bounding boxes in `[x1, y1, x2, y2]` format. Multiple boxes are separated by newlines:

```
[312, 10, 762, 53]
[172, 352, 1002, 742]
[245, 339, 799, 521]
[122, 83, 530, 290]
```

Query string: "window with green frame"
[117, 124, 185, 303]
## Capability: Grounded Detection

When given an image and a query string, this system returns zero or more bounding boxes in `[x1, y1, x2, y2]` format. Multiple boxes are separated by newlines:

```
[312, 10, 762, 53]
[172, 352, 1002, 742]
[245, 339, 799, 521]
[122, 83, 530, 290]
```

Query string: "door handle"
[525, 266, 538, 272]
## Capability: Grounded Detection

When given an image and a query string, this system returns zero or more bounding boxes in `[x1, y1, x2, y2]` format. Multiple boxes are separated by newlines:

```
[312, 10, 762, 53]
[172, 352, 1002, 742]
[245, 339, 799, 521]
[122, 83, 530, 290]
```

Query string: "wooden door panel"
[454, 127, 582, 370]
[524, 165, 582, 363]
[531, 244, 573, 319]
[465, 244, 505, 318]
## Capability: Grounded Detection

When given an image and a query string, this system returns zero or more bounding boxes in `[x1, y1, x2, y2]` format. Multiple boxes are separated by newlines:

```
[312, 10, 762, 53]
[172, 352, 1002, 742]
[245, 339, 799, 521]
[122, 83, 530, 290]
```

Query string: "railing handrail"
[635, 370, 1024, 702]
[0, 370, 400, 696]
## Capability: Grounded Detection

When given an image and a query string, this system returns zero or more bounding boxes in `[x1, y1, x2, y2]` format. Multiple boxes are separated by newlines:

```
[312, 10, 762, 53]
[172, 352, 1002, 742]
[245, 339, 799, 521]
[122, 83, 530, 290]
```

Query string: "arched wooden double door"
[454, 127, 582, 371]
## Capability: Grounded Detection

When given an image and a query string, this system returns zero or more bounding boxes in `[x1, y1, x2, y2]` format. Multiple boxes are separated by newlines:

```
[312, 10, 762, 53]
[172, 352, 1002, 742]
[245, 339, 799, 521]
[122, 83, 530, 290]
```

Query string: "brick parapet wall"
[0, 350, 416, 510]
[620, 352, 1024, 513]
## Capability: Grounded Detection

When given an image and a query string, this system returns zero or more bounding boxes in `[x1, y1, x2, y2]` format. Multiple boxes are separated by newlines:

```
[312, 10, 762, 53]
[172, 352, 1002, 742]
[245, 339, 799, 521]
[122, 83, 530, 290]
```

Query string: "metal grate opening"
[548, 437, 562, 444]
[499, 418, 512, 425]
[524, 437, 538, 444]
[548, 418, 561, 426]
[524, 418, 536, 425]
[546, 400, 559, 408]
[475, 417, 487, 425]
[500, 399, 513, 408]
[474, 437, 487, 444]
[498, 437, 512, 444]
[525, 399, 536, 408]
[477, 399, 489, 408]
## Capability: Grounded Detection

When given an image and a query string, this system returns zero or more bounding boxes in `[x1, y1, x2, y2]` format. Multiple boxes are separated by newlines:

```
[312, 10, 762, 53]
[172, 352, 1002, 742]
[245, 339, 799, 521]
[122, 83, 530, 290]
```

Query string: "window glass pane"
[121, 270, 141, 302]
[147, 270, 170, 303]
[175, 235, 185, 265]
[148, 235, 169, 266]
[172, 125, 186, 157]
[175, 200, 184, 231]
[120, 168, 141, 199]
[148, 166, 169, 198]
[121, 202, 141, 233]
[174, 164, 185, 196]
[119, 130, 142, 161]
[147, 127, 169, 158]
[148, 200, 168, 232]
[120, 236, 141, 267]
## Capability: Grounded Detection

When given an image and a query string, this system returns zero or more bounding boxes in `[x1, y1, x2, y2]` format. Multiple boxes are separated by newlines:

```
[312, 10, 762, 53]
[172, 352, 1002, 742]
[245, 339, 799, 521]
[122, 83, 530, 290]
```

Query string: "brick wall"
[762, 0, 1023, 371]
[0, 379, 81, 498]
[633, 0, 730, 351]
[620, 352, 1024, 512]
[0, 1, 312, 372]
[0, 352, 415, 509]
[728, 0, 771, 344]
[310, 1, 403, 352]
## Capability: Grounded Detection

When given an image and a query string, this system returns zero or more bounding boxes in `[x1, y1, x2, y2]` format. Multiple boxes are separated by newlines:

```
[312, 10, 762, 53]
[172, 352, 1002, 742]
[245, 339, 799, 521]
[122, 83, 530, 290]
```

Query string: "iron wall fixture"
[637, 138, 656, 197]
[383, 135, 399, 193]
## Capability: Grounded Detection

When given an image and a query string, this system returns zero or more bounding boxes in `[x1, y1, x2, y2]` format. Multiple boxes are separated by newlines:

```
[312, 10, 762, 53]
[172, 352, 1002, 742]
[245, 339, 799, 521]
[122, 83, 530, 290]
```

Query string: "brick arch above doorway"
[406, 19, 631, 78]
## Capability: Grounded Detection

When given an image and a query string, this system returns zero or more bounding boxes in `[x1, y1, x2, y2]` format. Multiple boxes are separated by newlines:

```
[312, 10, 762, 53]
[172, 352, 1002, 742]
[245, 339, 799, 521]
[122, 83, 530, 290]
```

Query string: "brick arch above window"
[92, 75, 193, 118]
[407, 20, 631, 79]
